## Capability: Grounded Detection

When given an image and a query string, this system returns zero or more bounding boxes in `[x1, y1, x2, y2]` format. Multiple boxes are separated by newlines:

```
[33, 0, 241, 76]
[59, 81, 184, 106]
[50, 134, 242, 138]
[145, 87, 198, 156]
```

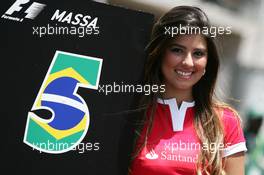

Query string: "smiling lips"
[175, 70, 193, 79]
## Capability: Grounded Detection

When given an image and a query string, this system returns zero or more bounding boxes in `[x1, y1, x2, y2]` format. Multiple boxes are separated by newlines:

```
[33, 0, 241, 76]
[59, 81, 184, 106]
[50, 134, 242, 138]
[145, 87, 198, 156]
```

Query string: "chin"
[173, 83, 193, 91]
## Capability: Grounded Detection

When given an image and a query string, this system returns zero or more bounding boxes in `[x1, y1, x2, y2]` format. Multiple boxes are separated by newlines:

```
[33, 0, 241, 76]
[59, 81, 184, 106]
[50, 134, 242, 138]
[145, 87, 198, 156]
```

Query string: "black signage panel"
[2, 0, 153, 174]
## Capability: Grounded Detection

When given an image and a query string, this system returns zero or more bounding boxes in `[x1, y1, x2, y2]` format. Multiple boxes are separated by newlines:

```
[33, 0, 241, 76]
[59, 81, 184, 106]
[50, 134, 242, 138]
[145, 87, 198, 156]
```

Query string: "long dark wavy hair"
[130, 6, 227, 175]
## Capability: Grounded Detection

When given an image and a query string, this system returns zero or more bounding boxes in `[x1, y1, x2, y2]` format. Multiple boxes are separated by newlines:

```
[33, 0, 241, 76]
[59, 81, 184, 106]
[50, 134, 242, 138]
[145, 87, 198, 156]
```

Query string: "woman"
[128, 6, 247, 175]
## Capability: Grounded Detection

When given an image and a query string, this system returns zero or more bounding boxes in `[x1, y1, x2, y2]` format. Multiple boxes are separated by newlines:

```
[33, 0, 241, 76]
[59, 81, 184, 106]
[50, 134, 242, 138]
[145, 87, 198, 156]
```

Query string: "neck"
[162, 84, 193, 106]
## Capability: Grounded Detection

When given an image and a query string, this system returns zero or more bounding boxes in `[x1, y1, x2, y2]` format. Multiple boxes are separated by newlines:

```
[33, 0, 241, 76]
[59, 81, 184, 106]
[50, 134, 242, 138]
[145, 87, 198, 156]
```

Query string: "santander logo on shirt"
[145, 149, 159, 160]
[144, 142, 199, 164]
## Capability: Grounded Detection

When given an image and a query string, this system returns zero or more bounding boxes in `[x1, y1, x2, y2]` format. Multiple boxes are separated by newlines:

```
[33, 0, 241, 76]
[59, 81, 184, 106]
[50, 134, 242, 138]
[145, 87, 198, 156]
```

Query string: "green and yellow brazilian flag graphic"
[24, 51, 103, 153]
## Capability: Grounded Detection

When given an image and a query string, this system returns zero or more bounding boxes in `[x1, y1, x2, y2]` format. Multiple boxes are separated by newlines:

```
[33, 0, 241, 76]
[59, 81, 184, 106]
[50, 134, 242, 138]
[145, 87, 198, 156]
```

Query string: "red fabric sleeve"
[222, 108, 247, 157]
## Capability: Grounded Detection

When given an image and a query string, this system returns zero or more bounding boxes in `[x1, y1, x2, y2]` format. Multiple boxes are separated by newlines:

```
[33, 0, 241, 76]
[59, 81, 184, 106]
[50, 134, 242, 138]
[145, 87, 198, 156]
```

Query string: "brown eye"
[193, 50, 206, 58]
[170, 47, 184, 54]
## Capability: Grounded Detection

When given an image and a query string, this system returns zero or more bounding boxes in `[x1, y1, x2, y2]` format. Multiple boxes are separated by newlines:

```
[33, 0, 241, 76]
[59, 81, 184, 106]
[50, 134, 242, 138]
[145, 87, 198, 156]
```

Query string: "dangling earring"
[203, 69, 206, 75]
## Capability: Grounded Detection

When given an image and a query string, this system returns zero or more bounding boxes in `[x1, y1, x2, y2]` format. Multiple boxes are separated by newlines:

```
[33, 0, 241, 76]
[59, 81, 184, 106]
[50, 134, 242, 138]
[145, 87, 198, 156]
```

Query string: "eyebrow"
[169, 43, 207, 51]
[169, 43, 186, 49]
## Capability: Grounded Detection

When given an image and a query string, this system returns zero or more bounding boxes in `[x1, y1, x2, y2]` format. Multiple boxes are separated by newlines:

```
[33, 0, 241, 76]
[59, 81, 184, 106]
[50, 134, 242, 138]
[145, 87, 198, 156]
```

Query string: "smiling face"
[161, 34, 208, 94]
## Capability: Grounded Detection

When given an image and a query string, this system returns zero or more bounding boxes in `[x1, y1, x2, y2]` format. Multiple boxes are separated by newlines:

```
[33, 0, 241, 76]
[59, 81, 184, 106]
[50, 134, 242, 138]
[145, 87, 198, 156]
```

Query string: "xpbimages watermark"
[98, 82, 165, 95]
[32, 141, 100, 154]
[164, 24, 232, 37]
[32, 24, 99, 37]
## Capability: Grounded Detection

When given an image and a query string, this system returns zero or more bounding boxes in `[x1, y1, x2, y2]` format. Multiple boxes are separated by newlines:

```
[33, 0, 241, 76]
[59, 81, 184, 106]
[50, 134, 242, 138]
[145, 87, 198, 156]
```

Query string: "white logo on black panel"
[2, 0, 46, 22]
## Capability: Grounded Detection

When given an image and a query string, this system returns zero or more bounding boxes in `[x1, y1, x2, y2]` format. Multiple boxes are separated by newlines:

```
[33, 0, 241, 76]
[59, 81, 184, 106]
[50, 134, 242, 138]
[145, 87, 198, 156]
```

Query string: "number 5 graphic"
[24, 51, 103, 153]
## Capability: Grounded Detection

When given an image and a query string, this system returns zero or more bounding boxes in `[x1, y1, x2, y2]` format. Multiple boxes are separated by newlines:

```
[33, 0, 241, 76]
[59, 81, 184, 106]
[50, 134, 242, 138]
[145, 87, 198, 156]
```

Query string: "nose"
[182, 53, 194, 67]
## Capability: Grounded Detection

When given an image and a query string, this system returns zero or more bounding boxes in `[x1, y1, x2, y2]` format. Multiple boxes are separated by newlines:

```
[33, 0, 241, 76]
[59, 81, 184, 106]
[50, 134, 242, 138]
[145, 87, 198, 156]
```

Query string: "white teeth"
[176, 70, 192, 76]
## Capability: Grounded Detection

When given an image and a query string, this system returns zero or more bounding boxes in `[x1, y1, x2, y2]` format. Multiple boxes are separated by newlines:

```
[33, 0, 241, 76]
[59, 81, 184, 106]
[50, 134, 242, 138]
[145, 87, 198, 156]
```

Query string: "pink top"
[130, 98, 247, 175]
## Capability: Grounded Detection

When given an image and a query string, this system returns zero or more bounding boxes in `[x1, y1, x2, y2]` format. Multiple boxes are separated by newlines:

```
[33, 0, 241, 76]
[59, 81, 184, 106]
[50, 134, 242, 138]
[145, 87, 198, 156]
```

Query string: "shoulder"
[215, 105, 243, 136]
[214, 104, 242, 128]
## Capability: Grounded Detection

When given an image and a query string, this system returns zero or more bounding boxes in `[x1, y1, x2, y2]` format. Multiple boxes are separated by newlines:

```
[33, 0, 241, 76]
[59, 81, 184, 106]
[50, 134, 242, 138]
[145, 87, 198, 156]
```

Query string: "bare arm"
[224, 152, 246, 175]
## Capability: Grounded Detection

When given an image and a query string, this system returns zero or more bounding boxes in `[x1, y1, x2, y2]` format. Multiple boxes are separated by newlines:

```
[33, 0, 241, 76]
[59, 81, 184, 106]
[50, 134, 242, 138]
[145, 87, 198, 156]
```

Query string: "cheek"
[161, 60, 169, 80]
[162, 54, 176, 78]
[162, 52, 181, 69]
[161, 54, 174, 81]
[195, 58, 207, 72]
